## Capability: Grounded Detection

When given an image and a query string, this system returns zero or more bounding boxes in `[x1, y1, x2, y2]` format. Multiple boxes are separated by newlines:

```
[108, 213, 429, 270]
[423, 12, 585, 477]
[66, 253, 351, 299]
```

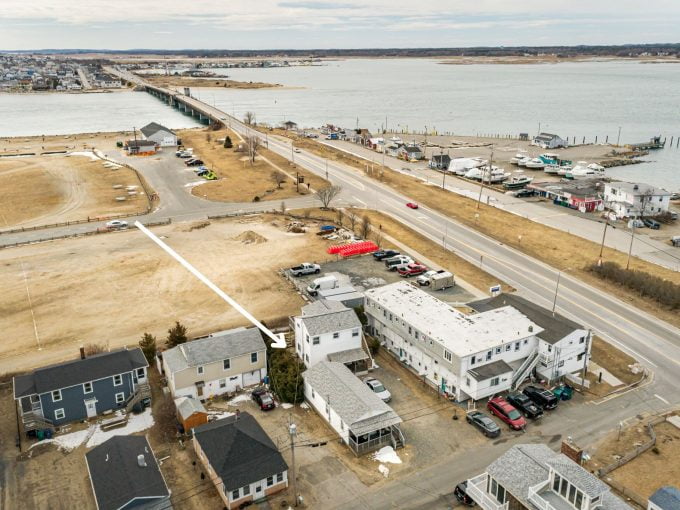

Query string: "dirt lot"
[140, 74, 282, 89]
[178, 127, 328, 203]
[0, 215, 336, 375]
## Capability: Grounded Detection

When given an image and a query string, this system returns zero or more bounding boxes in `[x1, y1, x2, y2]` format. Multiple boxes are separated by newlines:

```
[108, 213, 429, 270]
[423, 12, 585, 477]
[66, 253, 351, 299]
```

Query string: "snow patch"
[208, 411, 235, 420]
[300, 402, 309, 409]
[281, 403, 293, 409]
[378, 464, 390, 477]
[30, 428, 91, 453]
[372, 446, 402, 464]
[227, 393, 251, 405]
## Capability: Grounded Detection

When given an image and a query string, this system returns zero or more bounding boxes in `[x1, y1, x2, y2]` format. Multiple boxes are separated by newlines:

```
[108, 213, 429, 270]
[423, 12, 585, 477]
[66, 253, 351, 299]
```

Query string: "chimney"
[529, 325, 534, 333]
[137, 454, 147, 467]
[79, 346, 86, 360]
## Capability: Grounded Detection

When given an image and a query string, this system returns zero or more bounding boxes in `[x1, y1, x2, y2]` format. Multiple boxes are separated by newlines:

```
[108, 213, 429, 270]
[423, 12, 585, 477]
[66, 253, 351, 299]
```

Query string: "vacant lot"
[178, 127, 328, 203]
[0, 215, 335, 374]
[0, 149, 147, 229]
[140, 74, 281, 89]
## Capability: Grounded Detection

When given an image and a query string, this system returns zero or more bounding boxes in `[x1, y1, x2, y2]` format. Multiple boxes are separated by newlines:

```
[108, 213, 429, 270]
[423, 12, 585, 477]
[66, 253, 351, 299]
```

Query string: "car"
[294, 148, 301, 153]
[397, 263, 427, 277]
[514, 189, 535, 198]
[251, 388, 276, 411]
[506, 393, 544, 420]
[385, 255, 413, 270]
[372, 249, 400, 260]
[406, 202, 419, 209]
[416, 269, 445, 286]
[487, 396, 527, 430]
[106, 220, 128, 230]
[466, 410, 500, 438]
[643, 218, 660, 230]
[523, 385, 559, 410]
[454, 481, 475, 506]
[365, 378, 391, 403]
[185, 158, 204, 167]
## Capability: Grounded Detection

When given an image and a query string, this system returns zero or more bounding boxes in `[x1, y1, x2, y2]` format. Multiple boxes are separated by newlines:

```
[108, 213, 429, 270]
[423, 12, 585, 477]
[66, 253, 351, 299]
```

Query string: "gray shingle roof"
[327, 347, 370, 364]
[468, 359, 513, 381]
[175, 396, 207, 420]
[609, 181, 672, 197]
[469, 294, 583, 345]
[85, 436, 170, 510]
[193, 412, 288, 492]
[650, 486, 680, 510]
[140, 122, 175, 137]
[546, 457, 608, 498]
[163, 327, 266, 374]
[302, 361, 401, 435]
[13, 348, 148, 398]
[300, 300, 361, 337]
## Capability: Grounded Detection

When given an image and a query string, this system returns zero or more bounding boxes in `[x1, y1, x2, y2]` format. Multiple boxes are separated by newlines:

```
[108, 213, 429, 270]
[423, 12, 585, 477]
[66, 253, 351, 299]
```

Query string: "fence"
[603, 478, 648, 509]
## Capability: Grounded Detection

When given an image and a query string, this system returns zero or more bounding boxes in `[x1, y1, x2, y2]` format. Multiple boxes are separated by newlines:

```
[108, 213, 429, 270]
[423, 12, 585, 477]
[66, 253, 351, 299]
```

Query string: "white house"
[365, 283, 591, 401]
[302, 361, 403, 455]
[603, 181, 672, 219]
[140, 122, 178, 147]
[532, 133, 568, 149]
[162, 327, 267, 400]
[294, 300, 369, 374]
[466, 444, 632, 510]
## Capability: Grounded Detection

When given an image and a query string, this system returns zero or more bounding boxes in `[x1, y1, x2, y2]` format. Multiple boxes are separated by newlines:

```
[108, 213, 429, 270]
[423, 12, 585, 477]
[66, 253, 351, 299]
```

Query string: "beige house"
[162, 327, 267, 400]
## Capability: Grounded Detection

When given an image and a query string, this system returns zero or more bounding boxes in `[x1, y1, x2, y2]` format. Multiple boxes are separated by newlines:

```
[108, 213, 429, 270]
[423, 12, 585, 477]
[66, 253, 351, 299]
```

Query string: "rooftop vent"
[529, 325, 534, 333]
[633, 184, 639, 190]
[137, 454, 147, 468]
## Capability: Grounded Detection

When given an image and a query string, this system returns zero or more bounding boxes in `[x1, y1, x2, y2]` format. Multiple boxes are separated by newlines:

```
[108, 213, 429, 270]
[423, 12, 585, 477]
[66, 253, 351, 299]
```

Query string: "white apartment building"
[603, 182, 672, 219]
[365, 283, 590, 401]
[293, 300, 369, 374]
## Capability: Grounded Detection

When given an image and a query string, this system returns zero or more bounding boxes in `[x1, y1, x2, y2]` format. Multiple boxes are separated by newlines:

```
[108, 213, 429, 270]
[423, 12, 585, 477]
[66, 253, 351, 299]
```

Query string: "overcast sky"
[1, 0, 679, 50]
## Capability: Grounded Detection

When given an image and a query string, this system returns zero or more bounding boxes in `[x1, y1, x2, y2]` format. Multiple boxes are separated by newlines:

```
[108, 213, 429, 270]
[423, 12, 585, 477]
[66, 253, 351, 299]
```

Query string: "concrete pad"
[667, 415, 680, 430]
[589, 361, 624, 386]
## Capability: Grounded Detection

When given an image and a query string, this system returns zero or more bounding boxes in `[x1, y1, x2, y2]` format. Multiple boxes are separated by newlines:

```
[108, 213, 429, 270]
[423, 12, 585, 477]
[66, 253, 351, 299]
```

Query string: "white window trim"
[197, 366, 204, 375]
[251, 352, 258, 364]
[115, 392, 125, 404]
[223, 358, 231, 370]
[54, 408, 65, 420]
[113, 374, 123, 386]
[52, 389, 62, 402]
[83, 382, 93, 394]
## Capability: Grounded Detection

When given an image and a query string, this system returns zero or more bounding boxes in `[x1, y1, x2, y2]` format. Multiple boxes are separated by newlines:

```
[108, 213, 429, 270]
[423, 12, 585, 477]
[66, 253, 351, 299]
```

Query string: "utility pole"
[291, 142, 295, 165]
[325, 158, 329, 181]
[477, 149, 493, 209]
[580, 331, 591, 388]
[626, 223, 636, 270]
[440, 148, 446, 190]
[552, 271, 561, 316]
[616, 126, 622, 146]
[296, 171, 299, 193]
[289, 420, 298, 507]
[598, 212, 610, 266]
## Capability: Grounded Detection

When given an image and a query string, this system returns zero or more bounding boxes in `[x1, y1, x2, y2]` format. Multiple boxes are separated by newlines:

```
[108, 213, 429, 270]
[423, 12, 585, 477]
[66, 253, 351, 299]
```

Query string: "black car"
[507, 393, 544, 419]
[251, 388, 275, 411]
[515, 189, 535, 198]
[466, 411, 501, 438]
[523, 385, 559, 410]
[643, 218, 660, 230]
[373, 249, 400, 260]
[454, 481, 475, 506]
[185, 158, 204, 167]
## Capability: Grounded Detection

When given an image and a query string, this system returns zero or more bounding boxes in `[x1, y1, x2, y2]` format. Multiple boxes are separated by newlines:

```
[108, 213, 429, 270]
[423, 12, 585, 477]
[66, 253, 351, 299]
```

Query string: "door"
[196, 383, 204, 398]
[84, 399, 97, 418]
[243, 370, 261, 387]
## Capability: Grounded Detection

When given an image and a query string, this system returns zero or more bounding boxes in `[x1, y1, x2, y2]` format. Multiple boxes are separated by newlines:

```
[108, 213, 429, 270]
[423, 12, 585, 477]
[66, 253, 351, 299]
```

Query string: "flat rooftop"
[365, 282, 542, 357]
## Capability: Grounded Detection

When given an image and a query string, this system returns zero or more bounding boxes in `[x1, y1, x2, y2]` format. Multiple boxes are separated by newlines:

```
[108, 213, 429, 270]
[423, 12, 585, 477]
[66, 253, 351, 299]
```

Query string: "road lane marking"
[654, 394, 670, 405]
[353, 196, 367, 206]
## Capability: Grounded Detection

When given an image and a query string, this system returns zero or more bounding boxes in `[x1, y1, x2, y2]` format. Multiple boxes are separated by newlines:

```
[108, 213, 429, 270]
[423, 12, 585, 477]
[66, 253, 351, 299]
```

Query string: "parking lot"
[288, 253, 477, 305]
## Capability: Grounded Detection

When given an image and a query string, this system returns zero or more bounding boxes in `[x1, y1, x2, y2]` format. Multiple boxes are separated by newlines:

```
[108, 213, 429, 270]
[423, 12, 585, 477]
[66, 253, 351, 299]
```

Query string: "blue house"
[13, 347, 150, 433]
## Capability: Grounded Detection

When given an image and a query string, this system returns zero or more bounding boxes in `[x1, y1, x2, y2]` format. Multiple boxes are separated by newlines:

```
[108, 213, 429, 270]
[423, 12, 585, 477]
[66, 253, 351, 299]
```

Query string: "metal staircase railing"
[511, 350, 540, 390]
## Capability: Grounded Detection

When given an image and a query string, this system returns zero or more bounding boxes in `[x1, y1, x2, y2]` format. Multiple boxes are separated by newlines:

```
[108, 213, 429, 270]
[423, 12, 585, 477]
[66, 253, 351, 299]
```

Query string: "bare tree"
[373, 231, 384, 247]
[347, 210, 358, 232]
[271, 170, 286, 189]
[243, 111, 256, 125]
[638, 188, 655, 219]
[361, 214, 372, 239]
[336, 209, 344, 227]
[314, 185, 342, 209]
[246, 135, 260, 165]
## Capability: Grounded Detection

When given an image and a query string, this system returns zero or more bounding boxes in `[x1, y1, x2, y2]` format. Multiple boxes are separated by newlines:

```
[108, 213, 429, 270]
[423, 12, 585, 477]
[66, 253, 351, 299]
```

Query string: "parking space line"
[654, 393, 670, 405]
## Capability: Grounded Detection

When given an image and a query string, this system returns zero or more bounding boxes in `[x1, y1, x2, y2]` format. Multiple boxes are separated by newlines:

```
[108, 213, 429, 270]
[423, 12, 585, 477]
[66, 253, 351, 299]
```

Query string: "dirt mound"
[233, 230, 268, 245]
[178, 220, 211, 232]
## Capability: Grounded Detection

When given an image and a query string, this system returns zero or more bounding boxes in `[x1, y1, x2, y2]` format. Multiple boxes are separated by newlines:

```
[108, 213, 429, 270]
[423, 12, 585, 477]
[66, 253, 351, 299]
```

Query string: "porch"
[348, 424, 404, 456]
[466, 473, 509, 510]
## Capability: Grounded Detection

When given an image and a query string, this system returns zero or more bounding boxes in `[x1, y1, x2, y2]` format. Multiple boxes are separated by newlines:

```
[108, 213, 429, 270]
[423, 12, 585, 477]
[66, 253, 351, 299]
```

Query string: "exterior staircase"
[125, 382, 151, 413]
[511, 350, 540, 390]
[391, 426, 405, 450]
[22, 411, 54, 433]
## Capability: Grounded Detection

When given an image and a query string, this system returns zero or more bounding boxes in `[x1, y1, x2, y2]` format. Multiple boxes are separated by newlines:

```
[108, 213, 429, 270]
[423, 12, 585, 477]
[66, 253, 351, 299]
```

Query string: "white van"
[306, 275, 338, 296]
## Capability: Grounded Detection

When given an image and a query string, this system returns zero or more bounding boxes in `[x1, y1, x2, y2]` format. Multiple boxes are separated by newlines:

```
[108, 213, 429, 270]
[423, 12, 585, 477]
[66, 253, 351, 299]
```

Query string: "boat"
[464, 167, 485, 180]
[450, 157, 486, 176]
[539, 153, 560, 165]
[525, 158, 546, 169]
[510, 153, 527, 165]
[544, 164, 560, 174]
[566, 164, 605, 180]
[517, 157, 531, 167]
[503, 175, 533, 189]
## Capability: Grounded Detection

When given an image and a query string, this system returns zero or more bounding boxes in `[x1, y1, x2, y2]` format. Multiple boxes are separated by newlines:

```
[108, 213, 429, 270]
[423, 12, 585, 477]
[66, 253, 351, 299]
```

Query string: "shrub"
[366, 335, 381, 356]
[139, 332, 157, 363]
[268, 348, 305, 404]
[166, 321, 188, 348]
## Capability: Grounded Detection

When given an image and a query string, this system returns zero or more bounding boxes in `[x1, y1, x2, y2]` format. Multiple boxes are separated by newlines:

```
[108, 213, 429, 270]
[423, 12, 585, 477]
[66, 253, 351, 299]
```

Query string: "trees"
[243, 111, 256, 125]
[223, 135, 233, 149]
[360, 214, 372, 239]
[347, 210, 358, 232]
[271, 170, 286, 189]
[267, 348, 305, 404]
[314, 185, 342, 209]
[166, 321, 188, 348]
[246, 135, 260, 164]
[638, 189, 655, 219]
[139, 333, 157, 363]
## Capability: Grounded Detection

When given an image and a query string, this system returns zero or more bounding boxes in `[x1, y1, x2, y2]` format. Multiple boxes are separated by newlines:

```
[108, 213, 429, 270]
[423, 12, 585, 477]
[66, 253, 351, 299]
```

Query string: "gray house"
[13, 347, 149, 433]
[85, 435, 171, 510]
[140, 122, 178, 146]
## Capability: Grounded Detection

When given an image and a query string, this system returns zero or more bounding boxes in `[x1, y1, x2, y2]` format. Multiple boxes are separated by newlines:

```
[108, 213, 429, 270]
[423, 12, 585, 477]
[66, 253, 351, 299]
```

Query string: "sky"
[1, 0, 679, 50]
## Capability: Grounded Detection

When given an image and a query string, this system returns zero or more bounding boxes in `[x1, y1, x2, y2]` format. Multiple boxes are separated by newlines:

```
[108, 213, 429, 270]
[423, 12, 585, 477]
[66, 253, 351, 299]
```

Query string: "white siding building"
[532, 133, 568, 149]
[603, 182, 672, 219]
[294, 300, 369, 373]
[140, 122, 178, 147]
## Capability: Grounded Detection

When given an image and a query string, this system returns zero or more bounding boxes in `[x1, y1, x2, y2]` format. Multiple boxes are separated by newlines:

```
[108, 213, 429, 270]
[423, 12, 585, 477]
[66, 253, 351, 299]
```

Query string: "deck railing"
[466, 473, 509, 510]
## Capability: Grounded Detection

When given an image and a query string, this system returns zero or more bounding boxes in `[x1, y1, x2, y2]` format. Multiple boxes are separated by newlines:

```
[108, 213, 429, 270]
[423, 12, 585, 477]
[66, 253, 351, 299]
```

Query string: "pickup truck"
[397, 263, 427, 277]
[289, 263, 321, 277]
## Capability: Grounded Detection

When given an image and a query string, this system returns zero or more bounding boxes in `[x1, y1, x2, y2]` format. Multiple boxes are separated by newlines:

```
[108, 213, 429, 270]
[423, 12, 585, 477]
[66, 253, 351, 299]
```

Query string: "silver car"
[365, 378, 391, 403]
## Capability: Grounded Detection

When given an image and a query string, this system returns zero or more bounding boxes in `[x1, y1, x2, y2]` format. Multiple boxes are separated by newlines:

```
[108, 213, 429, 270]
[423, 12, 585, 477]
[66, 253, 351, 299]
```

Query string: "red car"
[397, 263, 427, 277]
[251, 388, 276, 411]
[406, 202, 419, 209]
[487, 396, 526, 430]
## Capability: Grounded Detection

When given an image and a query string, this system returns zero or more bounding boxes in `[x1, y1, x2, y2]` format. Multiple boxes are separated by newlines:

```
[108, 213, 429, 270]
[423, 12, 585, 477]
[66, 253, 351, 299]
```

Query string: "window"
[113, 374, 122, 386]
[490, 377, 500, 386]
[486, 350, 492, 361]
[305, 354, 309, 362]
[553, 474, 561, 492]
[243, 485, 250, 496]
[444, 350, 452, 362]
[524, 339, 528, 345]
[115, 392, 125, 404]
[470, 356, 476, 365]
[333, 332, 339, 339]
[515, 341, 520, 351]
[223, 359, 231, 370]
[579, 336, 585, 344]
[231, 489, 240, 500]
[305, 334, 310, 343]
[297, 343, 301, 352]
[568, 485, 576, 504]
[505, 344, 511, 352]
[219, 379, 226, 388]
[548, 345, 553, 352]
[415, 331, 419, 339]
[54, 408, 65, 420]
[255, 485, 262, 494]
[136, 368, 145, 378]
[83, 382, 93, 394]
[251, 352, 258, 363]
[575, 491, 583, 510]
[52, 390, 62, 402]
[313, 337, 320, 345]
[465, 377, 470, 386]
[276, 473, 284, 483]
[560, 478, 568, 498]
[352, 329, 359, 337]
[197, 366, 204, 375]
[577, 353, 585, 362]
[408, 326, 412, 334]
[495, 347, 501, 354]
[558, 360, 565, 368]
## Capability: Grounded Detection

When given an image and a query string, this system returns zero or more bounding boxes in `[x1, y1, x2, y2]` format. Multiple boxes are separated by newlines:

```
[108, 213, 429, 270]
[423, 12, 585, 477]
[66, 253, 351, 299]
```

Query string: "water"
[1, 59, 679, 189]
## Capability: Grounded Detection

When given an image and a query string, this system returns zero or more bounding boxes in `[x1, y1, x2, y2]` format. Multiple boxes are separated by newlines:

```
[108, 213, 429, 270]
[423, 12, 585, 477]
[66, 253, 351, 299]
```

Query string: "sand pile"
[178, 220, 211, 232]
[233, 230, 268, 245]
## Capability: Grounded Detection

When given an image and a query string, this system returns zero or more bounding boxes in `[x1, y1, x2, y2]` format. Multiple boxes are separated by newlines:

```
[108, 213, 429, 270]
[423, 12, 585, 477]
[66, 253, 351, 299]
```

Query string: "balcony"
[466, 473, 509, 510]
[528, 480, 567, 510]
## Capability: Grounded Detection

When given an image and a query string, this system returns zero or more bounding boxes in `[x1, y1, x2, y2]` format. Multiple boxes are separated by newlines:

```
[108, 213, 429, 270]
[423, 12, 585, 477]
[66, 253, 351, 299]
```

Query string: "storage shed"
[175, 396, 209, 432]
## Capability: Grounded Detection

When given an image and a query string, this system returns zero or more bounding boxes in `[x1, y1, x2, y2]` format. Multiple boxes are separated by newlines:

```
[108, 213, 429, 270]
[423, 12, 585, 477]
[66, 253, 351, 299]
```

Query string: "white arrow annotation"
[134, 221, 287, 349]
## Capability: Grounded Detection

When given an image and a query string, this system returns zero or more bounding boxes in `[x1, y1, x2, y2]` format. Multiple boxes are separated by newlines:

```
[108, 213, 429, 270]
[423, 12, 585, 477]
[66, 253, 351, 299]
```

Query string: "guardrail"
[0, 211, 149, 235]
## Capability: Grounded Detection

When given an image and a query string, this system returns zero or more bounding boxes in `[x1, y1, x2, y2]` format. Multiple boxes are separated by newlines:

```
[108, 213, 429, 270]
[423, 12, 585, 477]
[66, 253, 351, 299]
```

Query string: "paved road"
[321, 138, 680, 271]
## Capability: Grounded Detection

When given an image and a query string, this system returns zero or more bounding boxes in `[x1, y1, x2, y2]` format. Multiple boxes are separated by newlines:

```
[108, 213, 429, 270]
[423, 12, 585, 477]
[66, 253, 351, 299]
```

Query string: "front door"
[84, 399, 97, 418]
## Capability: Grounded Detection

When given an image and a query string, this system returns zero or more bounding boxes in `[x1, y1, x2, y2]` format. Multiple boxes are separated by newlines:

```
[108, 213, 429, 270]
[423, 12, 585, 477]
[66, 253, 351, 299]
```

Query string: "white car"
[106, 220, 128, 230]
[416, 270, 438, 286]
[294, 148, 301, 153]
[365, 378, 391, 403]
